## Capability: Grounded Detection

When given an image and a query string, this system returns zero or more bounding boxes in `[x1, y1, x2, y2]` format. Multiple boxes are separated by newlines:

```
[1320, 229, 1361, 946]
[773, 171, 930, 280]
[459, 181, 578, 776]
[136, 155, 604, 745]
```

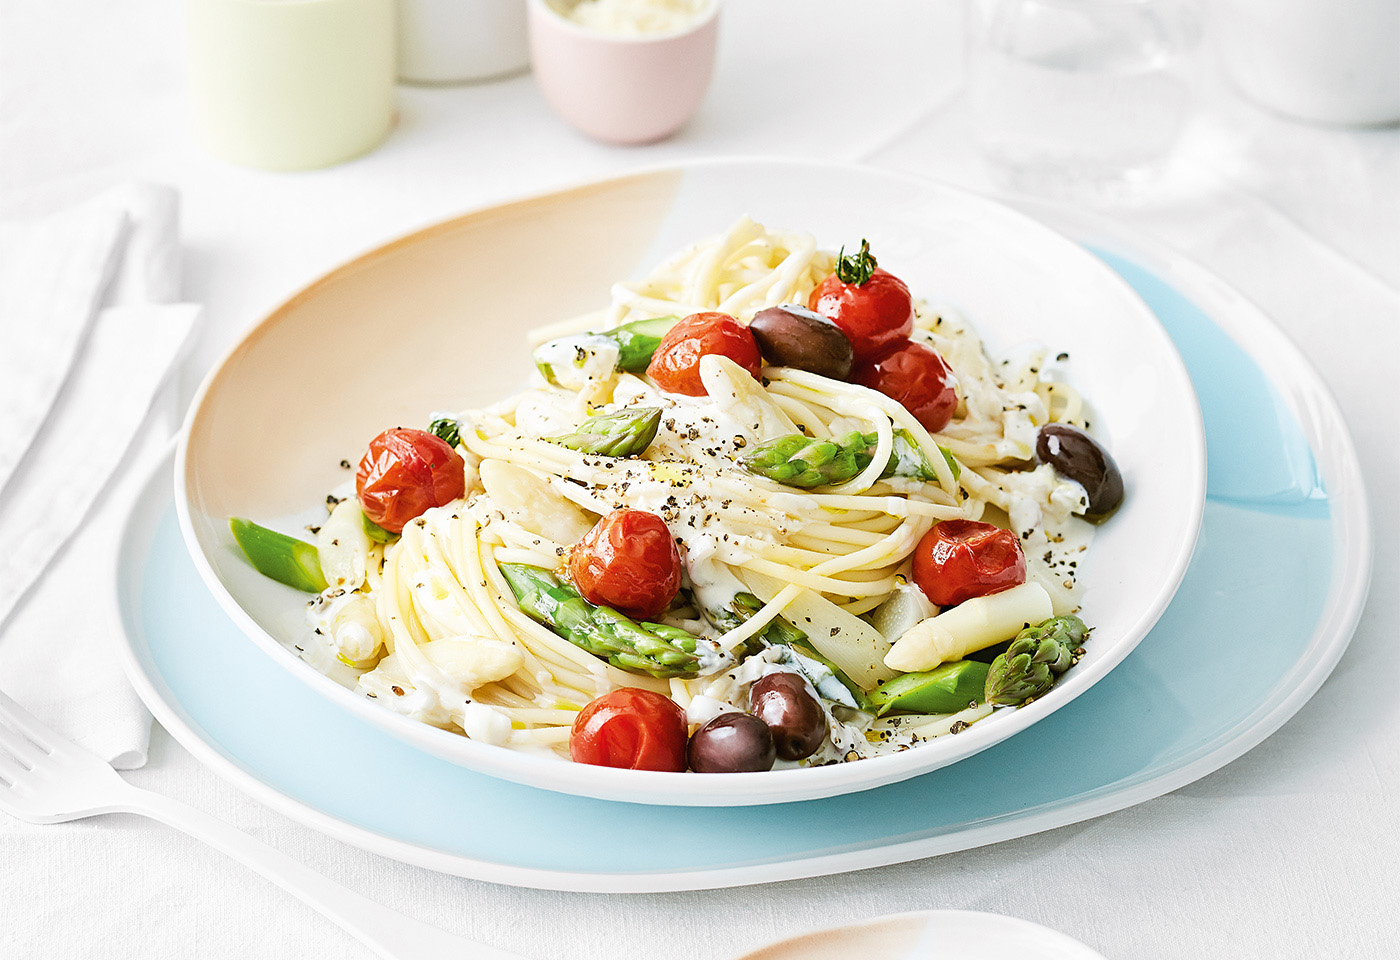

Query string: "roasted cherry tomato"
[807, 240, 914, 362]
[912, 519, 1027, 608]
[356, 428, 466, 533]
[570, 688, 688, 771]
[645, 311, 762, 396]
[853, 338, 959, 433]
[569, 508, 682, 620]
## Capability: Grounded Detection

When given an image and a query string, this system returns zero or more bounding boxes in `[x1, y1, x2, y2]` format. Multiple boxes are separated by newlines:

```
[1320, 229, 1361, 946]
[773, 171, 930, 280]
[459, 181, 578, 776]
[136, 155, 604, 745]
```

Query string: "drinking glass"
[966, 0, 1198, 203]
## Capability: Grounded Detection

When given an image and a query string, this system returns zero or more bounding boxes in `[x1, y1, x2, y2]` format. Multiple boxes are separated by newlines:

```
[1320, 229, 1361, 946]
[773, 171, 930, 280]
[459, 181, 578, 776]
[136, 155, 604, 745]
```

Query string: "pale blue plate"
[112, 230, 1370, 892]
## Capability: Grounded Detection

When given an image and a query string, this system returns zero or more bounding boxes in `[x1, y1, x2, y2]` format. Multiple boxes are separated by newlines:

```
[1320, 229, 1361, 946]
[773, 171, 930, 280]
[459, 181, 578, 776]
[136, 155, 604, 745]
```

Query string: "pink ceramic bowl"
[527, 0, 719, 144]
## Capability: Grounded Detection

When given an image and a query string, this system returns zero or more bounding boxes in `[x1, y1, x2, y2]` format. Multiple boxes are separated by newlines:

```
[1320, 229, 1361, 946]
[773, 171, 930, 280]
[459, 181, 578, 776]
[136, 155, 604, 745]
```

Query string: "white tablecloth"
[3, 2, 1396, 958]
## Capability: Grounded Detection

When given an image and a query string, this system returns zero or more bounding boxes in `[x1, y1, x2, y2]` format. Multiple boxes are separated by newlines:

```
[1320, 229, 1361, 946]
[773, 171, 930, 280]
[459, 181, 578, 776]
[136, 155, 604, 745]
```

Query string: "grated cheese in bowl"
[549, 0, 713, 35]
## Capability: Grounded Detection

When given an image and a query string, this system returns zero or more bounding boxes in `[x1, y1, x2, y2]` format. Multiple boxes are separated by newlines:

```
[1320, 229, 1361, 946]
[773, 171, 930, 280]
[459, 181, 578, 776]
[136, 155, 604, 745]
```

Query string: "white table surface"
[2, 2, 1397, 958]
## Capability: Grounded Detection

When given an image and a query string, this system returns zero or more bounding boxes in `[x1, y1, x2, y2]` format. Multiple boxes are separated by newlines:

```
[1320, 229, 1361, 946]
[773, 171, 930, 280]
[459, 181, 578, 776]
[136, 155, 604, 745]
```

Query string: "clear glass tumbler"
[967, 0, 1197, 203]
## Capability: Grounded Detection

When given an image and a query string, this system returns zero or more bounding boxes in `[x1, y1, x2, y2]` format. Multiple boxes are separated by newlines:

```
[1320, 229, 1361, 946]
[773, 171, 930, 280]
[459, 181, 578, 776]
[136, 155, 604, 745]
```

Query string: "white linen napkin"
[0, 184, 199, 769]
[0, 202, 125, 495]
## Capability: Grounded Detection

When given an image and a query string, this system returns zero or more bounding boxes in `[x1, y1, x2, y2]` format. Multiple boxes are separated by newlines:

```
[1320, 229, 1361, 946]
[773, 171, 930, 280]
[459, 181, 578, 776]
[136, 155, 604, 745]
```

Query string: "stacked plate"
[112, 161, 1368, 891]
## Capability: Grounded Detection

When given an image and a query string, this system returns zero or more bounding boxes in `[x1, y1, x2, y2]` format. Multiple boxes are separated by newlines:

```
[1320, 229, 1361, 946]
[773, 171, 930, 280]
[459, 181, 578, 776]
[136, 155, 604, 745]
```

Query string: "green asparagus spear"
[534, 316, 678, 385]
[362, 512, 397, 543]
[744, 432, 864, 488]
[639, 622, 701, 646]
[984, 615, 1089, 706]
[882, 431, 959, 483]
[701, 592, 805, 664]
[785, 640, 877, 713]
[546, 406, 661, 457]
[610, 316, 678, 372]
[723, 592, 806, 646]
[427, 416, 461, 448]
[229, 518, 328, 593]
[742, 430, 960, 489]
[869, 660, 990, 716]
[498, 563, 704, 678]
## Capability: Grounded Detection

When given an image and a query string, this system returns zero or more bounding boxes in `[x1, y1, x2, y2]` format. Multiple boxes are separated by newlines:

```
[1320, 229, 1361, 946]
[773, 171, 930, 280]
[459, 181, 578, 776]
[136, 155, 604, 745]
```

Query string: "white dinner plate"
[172, 160, 1205, 805]
[108, 193, 1368, 892]
[737, 909, 1107, 960]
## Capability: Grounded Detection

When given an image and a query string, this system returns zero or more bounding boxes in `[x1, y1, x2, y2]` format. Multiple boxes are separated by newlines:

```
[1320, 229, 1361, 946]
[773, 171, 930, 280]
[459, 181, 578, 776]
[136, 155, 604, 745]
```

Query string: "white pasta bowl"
[177, 159, 1205, 806]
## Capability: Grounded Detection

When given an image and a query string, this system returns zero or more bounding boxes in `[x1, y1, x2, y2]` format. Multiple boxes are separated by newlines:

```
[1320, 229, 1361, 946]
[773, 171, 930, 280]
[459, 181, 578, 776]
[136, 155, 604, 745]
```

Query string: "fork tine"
[0, 721, 46, 769]
[0, 689, 56, 754]
[0, 746, 28, 787]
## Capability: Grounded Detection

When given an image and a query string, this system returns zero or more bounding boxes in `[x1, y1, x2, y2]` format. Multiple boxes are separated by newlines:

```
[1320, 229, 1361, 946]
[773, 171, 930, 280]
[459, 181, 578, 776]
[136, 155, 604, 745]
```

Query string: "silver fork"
[0, 688, 530, 960]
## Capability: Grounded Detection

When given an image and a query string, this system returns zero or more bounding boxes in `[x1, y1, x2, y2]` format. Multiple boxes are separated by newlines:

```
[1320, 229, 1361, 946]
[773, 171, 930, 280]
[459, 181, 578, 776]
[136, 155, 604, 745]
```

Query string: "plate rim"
[733, 908, 1109, 959]
[170, 158, 1207, 805]
[110, 189, 1370, 892]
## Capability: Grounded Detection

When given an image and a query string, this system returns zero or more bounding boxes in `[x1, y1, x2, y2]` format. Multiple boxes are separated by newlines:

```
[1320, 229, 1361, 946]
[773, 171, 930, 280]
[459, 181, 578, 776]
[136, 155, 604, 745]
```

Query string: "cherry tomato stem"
[808, 245, 914, 363]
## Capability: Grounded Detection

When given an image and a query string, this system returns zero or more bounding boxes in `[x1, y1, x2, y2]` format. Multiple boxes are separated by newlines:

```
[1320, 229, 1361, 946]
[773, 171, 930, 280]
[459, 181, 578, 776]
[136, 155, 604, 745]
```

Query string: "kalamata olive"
[1036, 424, 1124, 523]
[687, 713, 776, 773]
[749, 305, 855, 381]
[749, 672, 827, 761]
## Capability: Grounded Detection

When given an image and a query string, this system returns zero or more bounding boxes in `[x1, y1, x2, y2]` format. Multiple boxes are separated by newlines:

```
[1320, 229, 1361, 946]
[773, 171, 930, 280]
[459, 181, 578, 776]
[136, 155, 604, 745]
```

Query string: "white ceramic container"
[397, 0, 530, 84]
[184, 0, 396, 170]
[1210, 0, 1400, 125]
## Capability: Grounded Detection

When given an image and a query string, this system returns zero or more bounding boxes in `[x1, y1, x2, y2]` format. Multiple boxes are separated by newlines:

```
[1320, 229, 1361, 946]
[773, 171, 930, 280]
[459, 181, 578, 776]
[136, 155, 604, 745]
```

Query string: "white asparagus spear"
[317, 498, 371, 591]
[744, 570, 898, 690]
[884, 581, 1053, 673]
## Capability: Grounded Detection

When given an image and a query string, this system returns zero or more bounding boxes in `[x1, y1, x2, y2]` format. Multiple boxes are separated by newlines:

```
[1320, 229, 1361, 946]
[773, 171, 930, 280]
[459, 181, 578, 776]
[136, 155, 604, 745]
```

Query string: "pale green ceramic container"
[186, 0, 396, 170]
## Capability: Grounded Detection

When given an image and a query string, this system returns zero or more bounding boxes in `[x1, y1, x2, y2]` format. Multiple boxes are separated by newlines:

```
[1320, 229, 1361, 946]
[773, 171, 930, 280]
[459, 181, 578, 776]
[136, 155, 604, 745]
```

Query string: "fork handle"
[108, 781, 531, 960]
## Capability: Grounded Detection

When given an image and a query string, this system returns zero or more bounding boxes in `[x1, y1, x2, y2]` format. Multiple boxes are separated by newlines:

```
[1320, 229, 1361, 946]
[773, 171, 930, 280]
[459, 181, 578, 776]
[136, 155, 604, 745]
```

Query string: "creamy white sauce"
[511, 379, 820, 647]
[460, 701, 513, 746]
[684, 694, 734, 728]
[512, 392, 580, 438]
[1001, 390, 1048, 457]
[783, 646, 858, 708]
[534, 335, 620, 393]
[613, 375, 759, 466]
[1001, 463, 1095, 615]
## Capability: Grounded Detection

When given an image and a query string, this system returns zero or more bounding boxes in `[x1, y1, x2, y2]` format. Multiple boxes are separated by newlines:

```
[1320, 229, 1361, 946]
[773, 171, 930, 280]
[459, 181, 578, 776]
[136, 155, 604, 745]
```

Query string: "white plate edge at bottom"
[738, 909, 1108, 960]
[109, 212, 1372, 894]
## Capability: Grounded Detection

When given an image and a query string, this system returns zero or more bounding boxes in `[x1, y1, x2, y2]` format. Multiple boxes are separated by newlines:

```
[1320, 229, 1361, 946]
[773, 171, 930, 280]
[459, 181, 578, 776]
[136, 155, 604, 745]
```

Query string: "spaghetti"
[294, 218, 1103, 765]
